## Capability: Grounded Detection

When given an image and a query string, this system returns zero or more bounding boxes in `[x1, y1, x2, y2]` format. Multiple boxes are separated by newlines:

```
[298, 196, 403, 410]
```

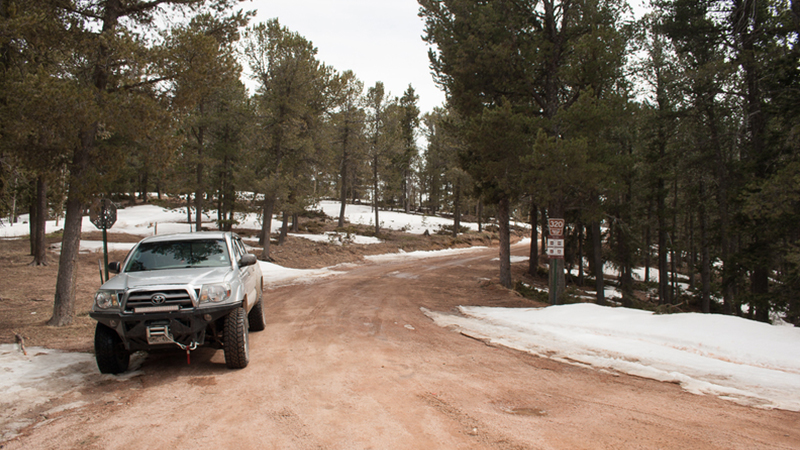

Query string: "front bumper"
[90, 303, 240, 352]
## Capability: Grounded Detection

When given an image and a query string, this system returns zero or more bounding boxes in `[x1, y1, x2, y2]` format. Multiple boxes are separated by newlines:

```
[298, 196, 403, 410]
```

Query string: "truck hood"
[101, 267, 233, 290]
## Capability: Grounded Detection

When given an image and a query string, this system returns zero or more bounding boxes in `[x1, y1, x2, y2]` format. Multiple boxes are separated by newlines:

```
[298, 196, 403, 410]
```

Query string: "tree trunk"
[498, 196, 512, 289]
[195, 122, 205, 232]
[688, 211, 695, 291]
[717, 166, 734, 313]
[658, 174, 670, 305]
[700, 240, 710, 310]
[528, 200, 538, 276]
[577, 221, 584, 286]
[373, 154, 380, 235]
[671, 174, 679, 302]
[139, 169, 148, 202]
[477, 200, 483, 232]
[540, 207, 547, 256]
[216, 181, 223, 230]
[453, 179, 461, 237]
[260, 195, 275, 261]
[50, 125, 92, 326]
[592, 220, 605, 306]
[49, 194, 82, 326]
[751, 266, 770, 322]
[10, 176, 18, 224]
[226, 208, 234, 232]
[29, 194, 36, 255]
[338, 125, 349, 228]
[194, 190, 203, 231]
[618, 223, 631, 307]
[338, 174, 347, 228]
[699, 179, 711, 313]
[278, 211, 289, 245]
[619, 191, 633, 306]
[644, 200, 652, 283]
[403, 170, 410, 214]
[32, 176, 47, 266]
[186, 192, 192, 228]
[671, 241, 677, 303]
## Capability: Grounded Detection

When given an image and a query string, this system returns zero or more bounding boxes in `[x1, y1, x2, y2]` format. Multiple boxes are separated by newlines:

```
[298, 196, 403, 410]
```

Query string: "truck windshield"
[125, 239, 230, 272]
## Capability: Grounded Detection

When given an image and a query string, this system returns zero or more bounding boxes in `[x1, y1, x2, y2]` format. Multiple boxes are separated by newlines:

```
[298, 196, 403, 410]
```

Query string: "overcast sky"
[238, 0, 650, 120]
[240, 0, 446, 116]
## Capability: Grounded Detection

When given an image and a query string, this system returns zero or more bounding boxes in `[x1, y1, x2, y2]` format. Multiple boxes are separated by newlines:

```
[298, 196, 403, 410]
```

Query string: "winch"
[147, 324, 199, 364]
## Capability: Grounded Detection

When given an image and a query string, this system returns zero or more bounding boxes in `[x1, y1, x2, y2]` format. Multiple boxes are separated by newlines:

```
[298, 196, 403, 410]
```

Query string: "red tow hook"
[174, 341, 198, 365]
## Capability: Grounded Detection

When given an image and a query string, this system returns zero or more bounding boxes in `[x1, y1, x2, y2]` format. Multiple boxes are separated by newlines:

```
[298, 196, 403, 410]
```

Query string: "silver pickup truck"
[89, 232, 264, 373]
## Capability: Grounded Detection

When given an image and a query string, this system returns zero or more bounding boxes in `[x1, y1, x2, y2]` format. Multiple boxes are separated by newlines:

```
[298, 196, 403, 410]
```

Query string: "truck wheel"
[95, 323, 130, 374]
[224, 307, 249, 369]
[248, 290, 266, 332]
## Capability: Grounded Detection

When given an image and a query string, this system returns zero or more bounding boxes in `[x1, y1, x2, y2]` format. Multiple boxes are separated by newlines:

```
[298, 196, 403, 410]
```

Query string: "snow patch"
[423, 303, 800, 411]
[290, 231, 382, 245]
[0, 345, 97, 441]
[365, 246, 487, 263]
[259, 261, 344, 287]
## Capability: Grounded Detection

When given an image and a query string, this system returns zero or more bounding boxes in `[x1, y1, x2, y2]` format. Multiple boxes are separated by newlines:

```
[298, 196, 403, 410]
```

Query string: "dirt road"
[6, 244, 800, 449]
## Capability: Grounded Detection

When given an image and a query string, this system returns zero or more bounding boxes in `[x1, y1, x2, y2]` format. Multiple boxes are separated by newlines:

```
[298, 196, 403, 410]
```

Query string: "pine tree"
[168, 11, 250, 231]
[42, 0, 242, 326]
[243, 19, 335, 256]
[328, 71, 367, 228]
[396, 86, 421, 213]
[421, 0, 630, 294]
[420, 0, 537, 288]
[364, 82, 400, 235]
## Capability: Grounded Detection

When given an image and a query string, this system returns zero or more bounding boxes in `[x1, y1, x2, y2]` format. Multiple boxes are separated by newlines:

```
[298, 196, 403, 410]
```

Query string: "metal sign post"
[547, 218, 565, 305]
[89, 199, 117, 282]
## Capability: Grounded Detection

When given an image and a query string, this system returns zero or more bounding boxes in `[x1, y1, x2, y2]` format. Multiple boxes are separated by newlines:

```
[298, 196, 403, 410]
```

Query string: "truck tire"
[95, 323, 130, 374]
[224, 307, 249, 369]
[248, 289, 266, 332]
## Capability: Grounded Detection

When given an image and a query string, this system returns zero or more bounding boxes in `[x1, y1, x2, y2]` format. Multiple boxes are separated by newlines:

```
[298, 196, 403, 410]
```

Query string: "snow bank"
[365, 246, 487, 263]
[50, 241, 137, 254]
[424, 303, 800, 411]
[259, 261, 344, 287]
[2, 199, 484, 243]
[315, 201, 479, 234]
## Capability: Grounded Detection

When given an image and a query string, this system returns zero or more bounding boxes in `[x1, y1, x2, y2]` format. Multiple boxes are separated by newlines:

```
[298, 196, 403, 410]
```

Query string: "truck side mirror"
[108, 261, 121, 274]
[239, 254, 257, 267]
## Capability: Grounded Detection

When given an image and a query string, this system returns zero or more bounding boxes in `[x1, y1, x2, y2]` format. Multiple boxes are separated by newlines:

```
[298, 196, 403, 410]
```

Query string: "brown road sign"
[548, 218, 565, 237]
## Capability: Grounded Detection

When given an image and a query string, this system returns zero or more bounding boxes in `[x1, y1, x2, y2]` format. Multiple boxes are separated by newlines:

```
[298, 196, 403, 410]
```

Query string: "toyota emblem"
[150, 293, 167, 305]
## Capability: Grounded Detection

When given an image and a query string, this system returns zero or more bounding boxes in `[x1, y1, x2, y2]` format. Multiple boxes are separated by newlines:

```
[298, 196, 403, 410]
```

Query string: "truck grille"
[124, 289, 195, 313]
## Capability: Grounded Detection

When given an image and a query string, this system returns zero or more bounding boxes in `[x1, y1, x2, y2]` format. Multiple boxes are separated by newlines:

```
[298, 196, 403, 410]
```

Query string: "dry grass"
[0, 234, 131, 352]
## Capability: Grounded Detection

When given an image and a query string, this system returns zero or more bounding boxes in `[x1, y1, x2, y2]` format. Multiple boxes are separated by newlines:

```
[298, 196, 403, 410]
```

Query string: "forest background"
[1, 0, 799, 328]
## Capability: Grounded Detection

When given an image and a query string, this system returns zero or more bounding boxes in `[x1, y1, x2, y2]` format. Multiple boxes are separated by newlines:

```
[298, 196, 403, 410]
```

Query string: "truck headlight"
[199, 283, 231, 303]
[94, 290, 119, 309]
